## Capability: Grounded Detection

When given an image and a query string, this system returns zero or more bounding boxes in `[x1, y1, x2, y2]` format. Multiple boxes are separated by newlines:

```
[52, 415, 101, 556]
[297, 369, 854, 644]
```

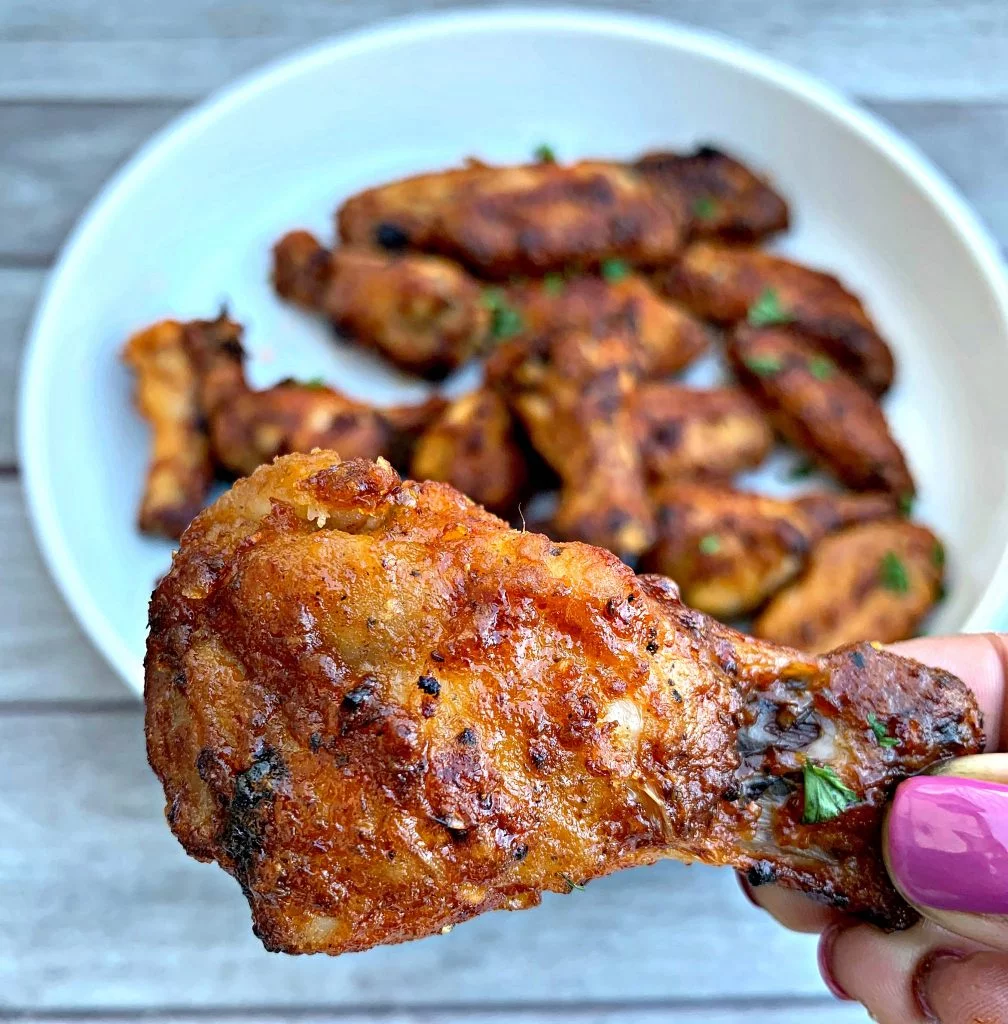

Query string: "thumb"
[884, 753, 1008, 951]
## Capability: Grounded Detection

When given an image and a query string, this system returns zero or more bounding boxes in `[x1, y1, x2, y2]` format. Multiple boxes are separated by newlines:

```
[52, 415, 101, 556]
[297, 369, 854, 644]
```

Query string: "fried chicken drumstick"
[146, 451, 984, 956]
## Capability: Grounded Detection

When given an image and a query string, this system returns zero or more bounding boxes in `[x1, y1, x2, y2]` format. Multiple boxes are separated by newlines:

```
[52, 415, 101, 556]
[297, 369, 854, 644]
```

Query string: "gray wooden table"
[2, 2, 1006, 1021]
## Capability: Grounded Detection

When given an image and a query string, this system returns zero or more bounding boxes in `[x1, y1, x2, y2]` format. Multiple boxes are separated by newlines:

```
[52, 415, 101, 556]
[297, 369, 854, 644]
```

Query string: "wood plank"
[0, 0, 1005, 102]
[0, 710, 833, 1011]
[0, 478, 127, 702]
[0, 268, 42, 466]
[17, 1005, 869, 1023]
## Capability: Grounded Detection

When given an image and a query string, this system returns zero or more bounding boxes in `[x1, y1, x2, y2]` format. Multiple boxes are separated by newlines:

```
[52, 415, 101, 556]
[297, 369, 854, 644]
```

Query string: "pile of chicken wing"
[124, 145, 944, 650]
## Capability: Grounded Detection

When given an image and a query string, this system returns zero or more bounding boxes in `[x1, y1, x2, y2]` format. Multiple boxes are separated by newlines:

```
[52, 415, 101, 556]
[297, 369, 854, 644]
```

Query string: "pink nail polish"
[817, 923, 853, 1001]
[887, 775, 1008, 913]
[912, 949, 967, 1022]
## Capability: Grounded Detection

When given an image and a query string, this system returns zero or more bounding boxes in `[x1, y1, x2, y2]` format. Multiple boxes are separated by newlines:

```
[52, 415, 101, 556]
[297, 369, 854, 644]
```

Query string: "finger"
[820, 916, 989, 1020]
[884, 757, 1008, 951]
[921, 950, 1008, 1024]
[889, 633, 1008, 749]
[737, 872, 840, 933]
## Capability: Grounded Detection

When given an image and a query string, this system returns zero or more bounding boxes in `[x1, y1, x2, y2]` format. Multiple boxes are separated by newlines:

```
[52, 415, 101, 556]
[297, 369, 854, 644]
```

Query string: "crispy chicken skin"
[488, 331, 655, 556]
[644, 485, 901, 619]
[634, 147, 790, 243]
[145, 452, 983, 956]
[755, 520, 945, 652]
[338, 161, 688, 278]
[273, 231, 491, 380]
[661, 242, 895, 395]
[632, 383, 773, 482]
[727, 325, 914, 498]
[512, 273, 708, 376]
[121, 320, 215, 539]
[410, 387, 528, 516]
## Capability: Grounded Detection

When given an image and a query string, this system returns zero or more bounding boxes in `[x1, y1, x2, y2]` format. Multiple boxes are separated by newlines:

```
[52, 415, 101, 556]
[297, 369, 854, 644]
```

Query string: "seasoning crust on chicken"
[661, 242, 895, 395]
[146, 452, 983, 957]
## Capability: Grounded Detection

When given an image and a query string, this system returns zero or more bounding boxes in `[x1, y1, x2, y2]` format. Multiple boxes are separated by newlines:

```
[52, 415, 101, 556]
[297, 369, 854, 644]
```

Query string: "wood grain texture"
[0, 711, 832, 1012]
[0, 479, 126, 703]
[0, 0, 1005, 102]
[0, 268, 41, 466]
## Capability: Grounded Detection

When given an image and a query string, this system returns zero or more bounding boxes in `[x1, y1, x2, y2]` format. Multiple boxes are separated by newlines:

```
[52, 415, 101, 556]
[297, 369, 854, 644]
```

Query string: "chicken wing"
[272, 231, 491, 379]
[634, 146, 789, 243]
[661, 242, 894, 395]
[754, 520, 945, 652]
[488, 330, 654, 556]
[145, 451, 983, 957]
[410, 387, 528, 516]
[183, 314, 445, 478]
[632, 382, 773, 482]
[726, 325, 914, 498]
[511, 273, 708, 376]
[338, 161, 688, 278]
[121, 320, 214, 539]
[644, 485, 900, 619]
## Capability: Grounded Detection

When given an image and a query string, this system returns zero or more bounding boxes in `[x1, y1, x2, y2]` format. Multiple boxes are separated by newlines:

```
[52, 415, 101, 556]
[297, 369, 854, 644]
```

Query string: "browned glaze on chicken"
[145, 452, 983, 956]
[644, 485, 901, 619]
[661, 242, 894, 395]
[755, 520, 945, 652]
[273, 230, 491, 380]
[634, 146, 789, 243]
[488, 330, 654, 556]
[511, 273, 708, 376]
[727, 325, 914, 498]
[632, 382, 773, 482]
[121, 320, 214, 539]
[183, 315, 445, 478]
[338, 161, 688, 278]
[410, 387, 528, 516]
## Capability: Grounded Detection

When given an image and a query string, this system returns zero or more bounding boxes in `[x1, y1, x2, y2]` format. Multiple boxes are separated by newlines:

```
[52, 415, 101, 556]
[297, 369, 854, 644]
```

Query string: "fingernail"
[887, 775, 1008, 913]
[817, 923, 853, 1001]
[912, 949, 967, 1022]
[736, 871, 758, 908]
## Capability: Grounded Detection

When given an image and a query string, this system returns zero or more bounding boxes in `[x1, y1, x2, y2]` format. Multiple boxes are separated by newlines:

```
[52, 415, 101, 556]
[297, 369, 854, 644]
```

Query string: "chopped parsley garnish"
[868, 713, 899, 748]
[788, 459, 816, 480]
[808, 355, 835, 380]
[692, 195, 719, 220]
[698, 534, 721, 555]
[743, 354, 783, 377]
[601, 258, 631, 283]
[483, 288, 524, 340]
[747, 287, 793, 327]
[534, 143, 557, 164]
[879, 551, 910, 594]
[302, 376, 327, 389]
[543, 272, 566, 296]
[802, 762, 857, 824]
[559, 872, 583, 892]
[932, 540, 946, 569]
[899, 493, 915, 517]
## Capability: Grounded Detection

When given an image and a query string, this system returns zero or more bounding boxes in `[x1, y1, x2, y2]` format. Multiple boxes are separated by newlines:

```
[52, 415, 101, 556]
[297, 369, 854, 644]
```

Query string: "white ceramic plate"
[19, 8, 1008, 696]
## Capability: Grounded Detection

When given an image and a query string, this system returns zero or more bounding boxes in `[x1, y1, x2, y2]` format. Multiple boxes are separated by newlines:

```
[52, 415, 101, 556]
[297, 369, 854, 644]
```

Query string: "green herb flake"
[802, 762, 857, 824]
[559, 871, 583, 892]
[743, 354, 783, 377]
[543, 272, 566, 296]
[534, 143, 557, 164]
[899, 493, 915, 517]
[601, 258, 631, 283]
[879, 551, 910, 594]
[302, 376, 327, 389]
[483, 288, 525, 340]
[698, 534, 721, 555]
[692, 195, 719, 220]
[868, 713, 899, 749]
[788, 459, 816, 480]
[932, 540, 946, 570]
[747, 287, 794, 327]
[808, 355, 835, 380]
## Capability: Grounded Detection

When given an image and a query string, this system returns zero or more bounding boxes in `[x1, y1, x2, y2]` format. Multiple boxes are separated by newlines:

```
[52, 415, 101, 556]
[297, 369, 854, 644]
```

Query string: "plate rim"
[18, 5, 1008, 696]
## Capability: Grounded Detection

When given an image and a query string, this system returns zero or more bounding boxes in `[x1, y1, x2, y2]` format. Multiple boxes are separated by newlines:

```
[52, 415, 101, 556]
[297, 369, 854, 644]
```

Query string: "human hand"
[738, 633, 1008, 1023]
